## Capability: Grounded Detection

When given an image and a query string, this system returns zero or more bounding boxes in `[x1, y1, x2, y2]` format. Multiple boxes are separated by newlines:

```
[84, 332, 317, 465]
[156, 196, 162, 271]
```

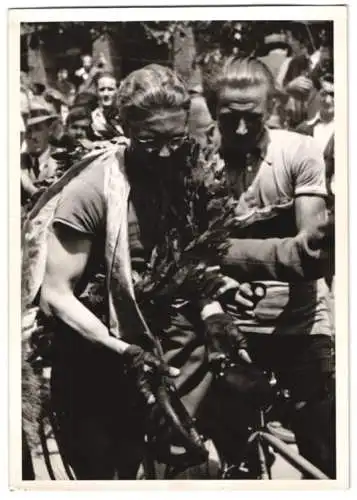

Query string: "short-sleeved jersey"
[52, 160, 165, 295]
[228, 129, 332, 336]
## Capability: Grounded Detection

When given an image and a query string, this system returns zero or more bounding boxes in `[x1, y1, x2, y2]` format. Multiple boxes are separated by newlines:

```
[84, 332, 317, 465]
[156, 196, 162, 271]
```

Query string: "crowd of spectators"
[20, 25, 334, 220]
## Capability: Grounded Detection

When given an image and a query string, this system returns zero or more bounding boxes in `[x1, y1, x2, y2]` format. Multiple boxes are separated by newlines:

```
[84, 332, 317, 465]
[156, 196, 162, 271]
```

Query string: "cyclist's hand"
[214, 280, 265, 317]
[204, 312, 252, 364]
[235, 282, 266, 314]
[122, 345, 179, 405]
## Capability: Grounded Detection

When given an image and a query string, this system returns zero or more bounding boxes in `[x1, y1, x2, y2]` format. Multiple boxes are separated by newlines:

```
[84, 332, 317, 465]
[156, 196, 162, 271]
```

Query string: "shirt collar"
[306, 112, 321, 126]
[306, 112, 334, 127]
[251, 127, 271, 165]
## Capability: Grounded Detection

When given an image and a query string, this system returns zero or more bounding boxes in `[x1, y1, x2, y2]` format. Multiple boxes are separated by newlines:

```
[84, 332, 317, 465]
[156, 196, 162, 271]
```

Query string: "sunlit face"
[97, 76, 117, 108]
[57, 69, 68, 81]
[129, 108, 189, 167]
[67, 118, 91, 140]
[217, 85, 269, 152]
[82, 55, 92, 70]
[26, 121, 51, 156]
[319, 80, 334, 119]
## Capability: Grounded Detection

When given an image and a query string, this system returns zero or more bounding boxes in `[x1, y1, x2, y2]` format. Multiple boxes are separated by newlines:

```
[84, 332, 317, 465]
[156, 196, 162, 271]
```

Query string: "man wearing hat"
[21, 99, 60, 204]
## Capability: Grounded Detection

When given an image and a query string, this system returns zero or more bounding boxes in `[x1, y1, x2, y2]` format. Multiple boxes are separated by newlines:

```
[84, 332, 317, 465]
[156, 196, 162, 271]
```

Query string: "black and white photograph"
[8, 3, 348, 489]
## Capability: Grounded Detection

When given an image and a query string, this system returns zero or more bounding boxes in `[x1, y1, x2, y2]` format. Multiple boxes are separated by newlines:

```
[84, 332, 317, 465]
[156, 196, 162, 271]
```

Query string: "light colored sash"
[21, 149, 105, 315]
[104, 146, 160, 351]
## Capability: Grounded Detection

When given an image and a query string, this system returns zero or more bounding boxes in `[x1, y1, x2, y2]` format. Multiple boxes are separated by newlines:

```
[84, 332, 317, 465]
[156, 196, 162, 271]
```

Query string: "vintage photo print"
[8, 3, 348, 491]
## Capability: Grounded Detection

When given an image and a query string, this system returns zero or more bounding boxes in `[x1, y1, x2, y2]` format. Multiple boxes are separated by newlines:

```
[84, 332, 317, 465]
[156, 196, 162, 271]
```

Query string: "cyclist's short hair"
[216, 57, 276, 100]
[117, 64, 190, 127]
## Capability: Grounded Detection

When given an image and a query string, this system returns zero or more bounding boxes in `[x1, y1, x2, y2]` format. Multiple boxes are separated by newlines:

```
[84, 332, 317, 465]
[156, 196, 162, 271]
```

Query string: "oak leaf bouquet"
[132, 140, 238, 308]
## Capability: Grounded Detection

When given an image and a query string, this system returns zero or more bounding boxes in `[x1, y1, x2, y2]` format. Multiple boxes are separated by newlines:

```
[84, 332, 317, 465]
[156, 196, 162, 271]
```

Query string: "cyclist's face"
[129, 108, 189, 164]
[217, 85, 269, 152]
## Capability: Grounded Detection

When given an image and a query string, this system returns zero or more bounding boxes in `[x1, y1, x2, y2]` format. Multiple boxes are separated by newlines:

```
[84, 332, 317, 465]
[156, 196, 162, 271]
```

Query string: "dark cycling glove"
[204, 312, 248, 363]
[122, 345, 172, 405]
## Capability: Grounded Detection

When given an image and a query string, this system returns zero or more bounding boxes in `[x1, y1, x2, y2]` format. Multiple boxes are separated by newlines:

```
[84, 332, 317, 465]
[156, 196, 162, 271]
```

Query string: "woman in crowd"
[91, 71, 124, 140]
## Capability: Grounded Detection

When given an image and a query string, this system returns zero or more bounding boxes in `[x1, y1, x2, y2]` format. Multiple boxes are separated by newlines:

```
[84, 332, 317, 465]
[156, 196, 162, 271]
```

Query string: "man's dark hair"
[204, 56, 277, 119]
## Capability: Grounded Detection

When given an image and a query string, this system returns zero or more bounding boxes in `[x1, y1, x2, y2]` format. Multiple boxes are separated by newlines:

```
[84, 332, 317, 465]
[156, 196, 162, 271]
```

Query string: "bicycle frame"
[262, 431, 330, 479]
[248, 430, 330, 480]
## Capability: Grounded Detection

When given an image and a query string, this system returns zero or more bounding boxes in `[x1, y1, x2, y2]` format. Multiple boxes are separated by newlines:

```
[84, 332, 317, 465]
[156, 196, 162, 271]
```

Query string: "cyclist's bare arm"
[40, 223, 130, 355]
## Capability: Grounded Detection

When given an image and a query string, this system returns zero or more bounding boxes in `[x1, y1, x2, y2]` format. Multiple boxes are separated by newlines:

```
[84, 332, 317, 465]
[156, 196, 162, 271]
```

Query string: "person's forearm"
[222, 233, 331, 283]
[21, 174, 38, 197]
[40, 288, 129, 354]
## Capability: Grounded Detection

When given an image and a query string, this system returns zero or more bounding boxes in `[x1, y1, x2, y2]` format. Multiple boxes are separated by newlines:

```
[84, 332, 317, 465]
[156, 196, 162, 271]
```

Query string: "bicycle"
[139, 344, 332, 481]
[211, 360, 331, 480]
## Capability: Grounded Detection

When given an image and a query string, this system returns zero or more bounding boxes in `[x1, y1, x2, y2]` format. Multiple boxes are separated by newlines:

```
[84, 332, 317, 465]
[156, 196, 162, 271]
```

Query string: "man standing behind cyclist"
[212, 57, 335, 478]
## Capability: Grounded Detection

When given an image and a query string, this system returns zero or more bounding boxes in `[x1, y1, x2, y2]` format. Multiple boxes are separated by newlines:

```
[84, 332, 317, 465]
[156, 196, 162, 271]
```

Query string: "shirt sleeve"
[53, 168, 105, 235]
[222, 234, 331, 283]
[291, 134, 328, 197]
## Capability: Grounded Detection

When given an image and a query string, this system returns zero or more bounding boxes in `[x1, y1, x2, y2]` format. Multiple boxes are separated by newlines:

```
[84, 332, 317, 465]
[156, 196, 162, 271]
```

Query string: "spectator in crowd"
[310, 31, 333, 78]
[50, 68, 77, 123]
[307, 35, 333, 119]
[91, 72, 124, 139]
[296, 73, 335, 252]
[276, 26, 311, 89]
[213, 56, 335, 478]
[47, 107, 95, 175]
[75, 53, 110, 94]
[66, 106, 93, 142]
[21, 99, 60, 203]
[74, 54, 94, 86]
[275, 26, 314, 128]
[52, 67, 76, 105]
[296, 74, 334, 155]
